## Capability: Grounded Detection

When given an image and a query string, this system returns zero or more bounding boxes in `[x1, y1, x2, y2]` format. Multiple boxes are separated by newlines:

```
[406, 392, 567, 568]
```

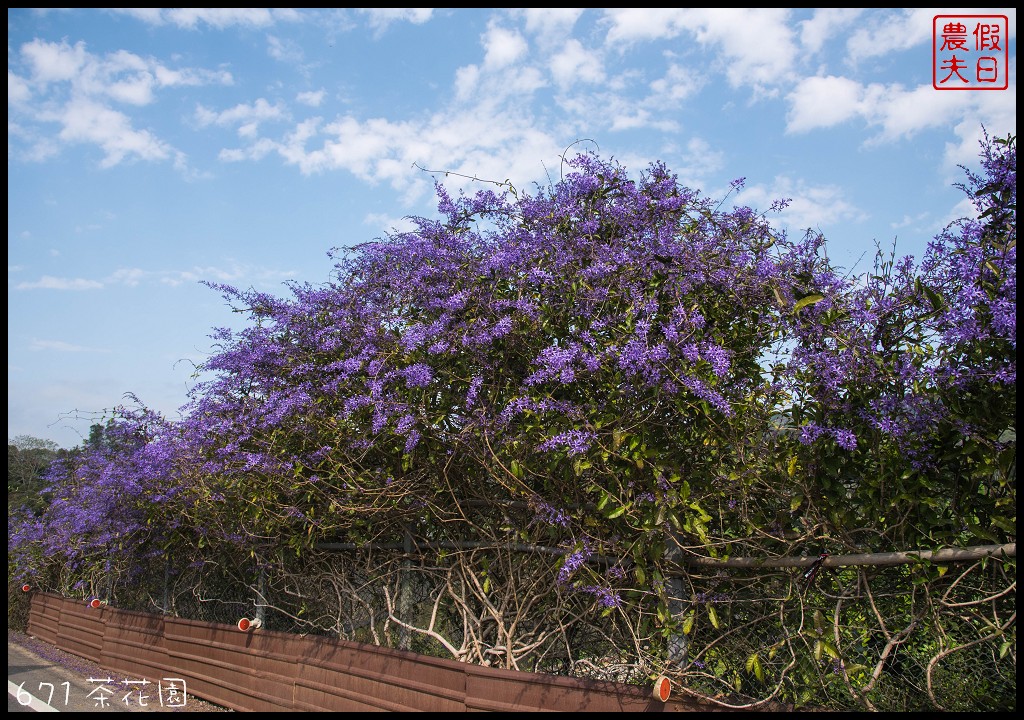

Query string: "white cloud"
[94, 50, 156, 105]
[296, 90, 326, 107]
[862, 84, 969, 142]
[108, 8, 164, 25]
[23, 41, 230, 105]
[164, 8, 301, 29]
[267, 35, 304, 64]
[50, 97, 172, 167]
[684, 8, 799, 91]
[516, 8, 584, 38]
[153, 65, 234, 88]
[550, 39, 605, 89]
[649, 62, 704, 102]
[13, 263, 295, 292]
[786, 75, 864, 132]
[16, 275, 104, 290]
[504, 66, 547, 96]
[603, 8, 690, 44]
[159, 263, 297, 288]
[106, 8, 304, 29]
[799, 8, 864, 54]
[21, 38, 88, 84]
[548, 75, 688, 136]
[482, 24, 529, 70]
[942, 91, 1018, 172]
[8, 70, 33, 104]
[30, 339, 110, 353]
[20, 135, 62, 163]
[786, 75, 1009, 147]
[228, 104, 565, 209]
[604, 8, 798, 92]
[195, 99, 288, 136]
[679, 136, 725, 180]
[890, 211, 930, 230]
[358, 8, 433, 35]
[454, 64, 481, 101]
[846, 8, 936, 61]
[106, 268, 149, 287]
[738, 177, 865, 234]
[10, 38, 231, 169]
[609, 109, 678, 133]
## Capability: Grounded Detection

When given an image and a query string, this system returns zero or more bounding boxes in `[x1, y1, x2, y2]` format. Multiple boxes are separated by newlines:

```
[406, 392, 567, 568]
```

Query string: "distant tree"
[7, 435, 60, 514]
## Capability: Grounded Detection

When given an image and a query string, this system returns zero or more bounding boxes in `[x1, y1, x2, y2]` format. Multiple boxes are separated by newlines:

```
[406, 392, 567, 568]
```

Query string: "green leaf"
[682, 611, 695, 635]
[668, 510, 682, 531]
[612, 429, 624, 450]
[966, 520, 1000, 543]
[793, 293, 824, 313]
[923, 284, 945, 312]
[821, 639, 840, 660]
[606, 504, 627, 519]
[990, 516, 1016, 533]
[707, 604, 720, 629]
[746, 652, 764, 682]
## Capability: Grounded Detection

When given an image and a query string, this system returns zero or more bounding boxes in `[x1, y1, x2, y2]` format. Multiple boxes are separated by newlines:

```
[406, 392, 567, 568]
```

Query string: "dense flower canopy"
[9, 133, 1015, 710]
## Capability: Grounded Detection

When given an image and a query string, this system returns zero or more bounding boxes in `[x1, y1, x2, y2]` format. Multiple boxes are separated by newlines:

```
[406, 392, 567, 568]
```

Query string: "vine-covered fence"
[29, 538, 1015, 712]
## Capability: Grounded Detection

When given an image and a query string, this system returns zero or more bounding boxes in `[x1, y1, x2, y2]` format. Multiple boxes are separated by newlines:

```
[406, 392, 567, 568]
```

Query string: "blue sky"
[8, 8, 1017, 449]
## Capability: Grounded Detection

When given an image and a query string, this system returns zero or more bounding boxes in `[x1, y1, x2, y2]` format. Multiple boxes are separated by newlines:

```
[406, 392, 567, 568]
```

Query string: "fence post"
[399, 529, 413, 650]
[666, 530, 689, 666]
[162, 554, 170, 614]
[255, 565, 267, 628]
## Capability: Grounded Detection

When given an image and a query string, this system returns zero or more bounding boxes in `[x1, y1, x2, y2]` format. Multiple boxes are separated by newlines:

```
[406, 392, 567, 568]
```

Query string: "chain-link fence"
[36, 537, 1013, 712]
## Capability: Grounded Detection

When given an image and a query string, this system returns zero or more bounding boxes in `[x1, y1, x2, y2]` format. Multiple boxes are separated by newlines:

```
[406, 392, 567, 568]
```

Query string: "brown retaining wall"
[27, 592, 733, 712]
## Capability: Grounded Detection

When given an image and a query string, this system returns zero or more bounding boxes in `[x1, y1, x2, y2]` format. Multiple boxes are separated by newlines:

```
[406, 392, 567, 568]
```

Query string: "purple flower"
[402, 363, 434, 388]
[530, 497, 571, 528]
[466, 376, 483, 408]
[404, 430, 421, 453]
[581, 584, 622, 608]
[833, 428, 857, 451]
[538, 430, 596, 456]
[557, 545, 592, 585]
